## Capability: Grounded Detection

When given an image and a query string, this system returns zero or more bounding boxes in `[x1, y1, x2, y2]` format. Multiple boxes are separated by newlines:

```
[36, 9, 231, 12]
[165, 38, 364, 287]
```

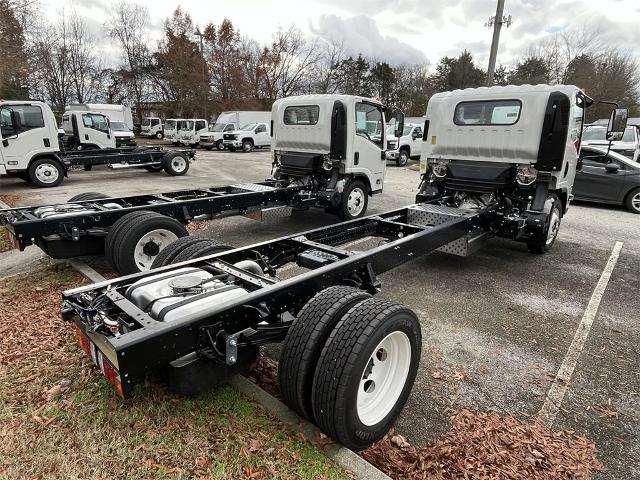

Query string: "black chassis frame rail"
[0, 181, 306, 250]
[60, 145, 195, 168]
[62, 203, 481, 397]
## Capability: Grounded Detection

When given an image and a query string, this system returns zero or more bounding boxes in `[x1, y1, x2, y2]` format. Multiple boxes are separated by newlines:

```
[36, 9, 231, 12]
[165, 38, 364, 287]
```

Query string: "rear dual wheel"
[105, 211, 189, 275]
[279, 289, 421, 451]
[150, 237, 232, 269]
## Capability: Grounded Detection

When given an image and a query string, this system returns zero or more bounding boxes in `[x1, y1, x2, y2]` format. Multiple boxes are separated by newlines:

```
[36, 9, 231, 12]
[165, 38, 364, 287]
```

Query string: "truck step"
[244, 205, 293, 221]
[407, 203, 487, 256]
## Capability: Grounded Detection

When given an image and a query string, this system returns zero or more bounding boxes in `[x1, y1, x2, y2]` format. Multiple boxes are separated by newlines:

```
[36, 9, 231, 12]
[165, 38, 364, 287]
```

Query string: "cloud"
[310, 14, 427, 65]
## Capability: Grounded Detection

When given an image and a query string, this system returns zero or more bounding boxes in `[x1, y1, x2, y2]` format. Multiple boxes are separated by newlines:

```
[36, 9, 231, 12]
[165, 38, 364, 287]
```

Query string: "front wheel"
[28, 158, 64, 188]
[338, 180, 369, 220]
[527, 195, 562, 254]
[228, 146, 236, 152]
[396, 150, 409, 167]
[625, 187, 640, 214]
[216, 140, 225, 151]
[242, 140, 253, 153]
[155, 131, 163, 140]
[311, 298, 422, 451]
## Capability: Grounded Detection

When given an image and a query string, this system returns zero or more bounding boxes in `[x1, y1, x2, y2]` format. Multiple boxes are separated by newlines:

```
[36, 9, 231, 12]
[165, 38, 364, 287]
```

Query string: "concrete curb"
[66, 259, 391, 480]
[230, 375, 391, 480]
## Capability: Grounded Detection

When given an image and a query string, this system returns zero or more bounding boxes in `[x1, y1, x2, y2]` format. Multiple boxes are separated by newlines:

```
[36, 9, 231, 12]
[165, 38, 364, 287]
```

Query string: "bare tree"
[260, 26, 320, 99]
[313, 38, 346, 94]
[239, 36, 264, 99]
[67, 9, 100, 103]
[106, 1, 152, 121]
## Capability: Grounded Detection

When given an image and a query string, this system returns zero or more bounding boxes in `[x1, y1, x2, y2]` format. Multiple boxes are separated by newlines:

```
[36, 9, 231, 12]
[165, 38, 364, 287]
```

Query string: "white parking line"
[538, 241, 624, 426]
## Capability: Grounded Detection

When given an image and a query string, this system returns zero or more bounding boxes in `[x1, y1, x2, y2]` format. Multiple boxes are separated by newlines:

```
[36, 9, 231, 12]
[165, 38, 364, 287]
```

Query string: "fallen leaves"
[587, 400, 619, 419]
[362, 409, 604, 480]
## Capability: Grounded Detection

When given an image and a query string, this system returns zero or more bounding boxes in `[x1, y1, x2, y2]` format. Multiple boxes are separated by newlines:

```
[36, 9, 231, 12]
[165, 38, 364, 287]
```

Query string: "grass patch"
[0, 266, 346, 480]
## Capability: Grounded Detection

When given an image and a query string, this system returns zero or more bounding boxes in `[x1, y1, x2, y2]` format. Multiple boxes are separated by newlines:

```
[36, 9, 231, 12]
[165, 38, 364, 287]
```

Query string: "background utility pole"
[194, 27, 207, 120]
[485, 0, 512, 86]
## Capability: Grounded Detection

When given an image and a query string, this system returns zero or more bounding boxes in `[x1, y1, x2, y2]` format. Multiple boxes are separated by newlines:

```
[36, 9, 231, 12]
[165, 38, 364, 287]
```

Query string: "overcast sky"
[51, 0, 640, 70]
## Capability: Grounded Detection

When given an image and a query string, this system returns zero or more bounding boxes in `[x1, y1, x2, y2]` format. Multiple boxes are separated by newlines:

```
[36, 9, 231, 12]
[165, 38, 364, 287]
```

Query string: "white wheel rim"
[632, 193, 640, 211]
[546, 209, 560, 245]
[243, 142, 251, 152]
[133, 229, 179, 271]
[35, 164, 59, 184]
[357, 331, 411, 426]
[347, 187, 365, 217]
[400, 152, 408, 163]
[171, 156, 187, 173]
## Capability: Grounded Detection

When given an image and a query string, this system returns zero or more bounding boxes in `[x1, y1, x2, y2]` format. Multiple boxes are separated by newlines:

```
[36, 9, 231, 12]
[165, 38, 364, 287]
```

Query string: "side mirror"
[605, 162, 620, 173]
[411, 132, 419, 140]
[393, 111, 405, 139]
[607, 108, 628, 141]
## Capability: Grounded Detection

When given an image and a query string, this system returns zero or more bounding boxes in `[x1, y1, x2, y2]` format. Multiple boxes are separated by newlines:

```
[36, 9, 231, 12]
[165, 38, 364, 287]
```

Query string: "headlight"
[516, 166, 538, 186]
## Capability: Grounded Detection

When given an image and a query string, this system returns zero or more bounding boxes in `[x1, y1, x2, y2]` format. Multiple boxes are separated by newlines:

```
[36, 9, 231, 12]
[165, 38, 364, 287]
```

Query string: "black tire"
[106, 212, 189, 274]
[83, 164, 93, 171]
[338, 180, 369, 220]
[242, 140, 253, 153]
[105, 211, 160, 271]
[396, 149, 409, 167]
[68, 192, 111, 202]
[204, 146, 213, 151]
[170, 239, 233, 264]
[156, 131, 163, 140]
[216, 140, 225, 151]
[144, 165, 164, 172]
[150, 236, 206, 269]
[527, 194, 562, 254]
[279, 286, 371, 421]
[624, 187, 640, 214]
[28, 157, 64, 188]
[228, 146, 236, 152]
[311, 297, 422, 451]
[162, 152, 190, 176]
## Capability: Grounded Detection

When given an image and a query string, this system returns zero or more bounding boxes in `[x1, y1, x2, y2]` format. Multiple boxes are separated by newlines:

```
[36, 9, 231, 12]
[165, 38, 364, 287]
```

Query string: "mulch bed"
[247, 351, 604, 479]
[0, 193, 20, 207]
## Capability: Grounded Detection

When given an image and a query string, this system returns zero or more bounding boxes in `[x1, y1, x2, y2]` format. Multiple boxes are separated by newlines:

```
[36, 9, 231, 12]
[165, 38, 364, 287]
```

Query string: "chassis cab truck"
[61, 110, 116, 151]
[272, 95, 395, 218]
[418, 84, 596, 253]
[141, 117, 163, 139]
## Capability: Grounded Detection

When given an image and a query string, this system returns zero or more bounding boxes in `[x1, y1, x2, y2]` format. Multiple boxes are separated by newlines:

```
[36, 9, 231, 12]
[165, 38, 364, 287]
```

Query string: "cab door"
[352, 101, 385, 192]
[255, 123, 269, 146]
[81, 113, 113, 148]
[411, 126, 423, 158]
[575, 149, 626, 202]
[0, 104, 50, 170]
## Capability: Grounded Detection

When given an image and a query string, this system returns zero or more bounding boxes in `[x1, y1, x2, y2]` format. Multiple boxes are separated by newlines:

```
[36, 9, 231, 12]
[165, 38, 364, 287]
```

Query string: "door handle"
[85, 134, 89, 140]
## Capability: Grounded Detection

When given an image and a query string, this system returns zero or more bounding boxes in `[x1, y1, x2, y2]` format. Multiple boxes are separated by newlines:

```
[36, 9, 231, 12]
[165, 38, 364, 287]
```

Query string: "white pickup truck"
[386, 122, 424, 166]
[200, 111, 270, 151]
[223, 122, 271, 152]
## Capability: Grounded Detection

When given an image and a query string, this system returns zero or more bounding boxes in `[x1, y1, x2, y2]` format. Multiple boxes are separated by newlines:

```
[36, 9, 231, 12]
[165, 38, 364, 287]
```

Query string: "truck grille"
[223, 134, 237, 141]
[387, 141, 397, 149]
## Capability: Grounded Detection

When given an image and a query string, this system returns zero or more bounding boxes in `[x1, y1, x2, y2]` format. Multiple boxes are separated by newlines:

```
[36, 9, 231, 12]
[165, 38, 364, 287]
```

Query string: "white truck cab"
[61, 110, 115, 150]
[163, 118, 184, 145]
[1, 100, 68, 186]
[223, 122, 271, 152]
[271, 94, 403, 219]
[416, 84, 623, 253]
[141, 117, 163, 139]
[179, 119, 208, 147]
[386, 122, 423, 166]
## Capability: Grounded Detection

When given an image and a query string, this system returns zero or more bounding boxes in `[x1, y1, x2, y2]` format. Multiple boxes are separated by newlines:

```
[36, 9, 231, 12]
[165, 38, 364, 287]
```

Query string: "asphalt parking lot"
[1, 146, 638, 479]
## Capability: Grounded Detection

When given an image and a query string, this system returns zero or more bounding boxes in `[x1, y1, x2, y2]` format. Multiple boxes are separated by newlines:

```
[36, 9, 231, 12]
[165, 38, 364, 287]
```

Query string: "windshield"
[141, 118, 150, 126]
[583, 125, 635, 142]
[209, 123, 225, 132]
[110, 121, 127, 131]
[240, 123, 257, 131]
[165, 120, 176, 129]
[182, 121, 194, 130]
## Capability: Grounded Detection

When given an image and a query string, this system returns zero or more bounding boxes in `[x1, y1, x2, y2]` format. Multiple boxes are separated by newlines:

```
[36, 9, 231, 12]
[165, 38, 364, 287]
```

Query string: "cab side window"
[151, 119, 159, 126]
[82, 113, 109, 133]
[255, 124, 266, 134]
[1, 105, 44, 137]
[195, 120, 206, 130]
[0, 108, 14, 138]
[355, 102, 383, 148]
